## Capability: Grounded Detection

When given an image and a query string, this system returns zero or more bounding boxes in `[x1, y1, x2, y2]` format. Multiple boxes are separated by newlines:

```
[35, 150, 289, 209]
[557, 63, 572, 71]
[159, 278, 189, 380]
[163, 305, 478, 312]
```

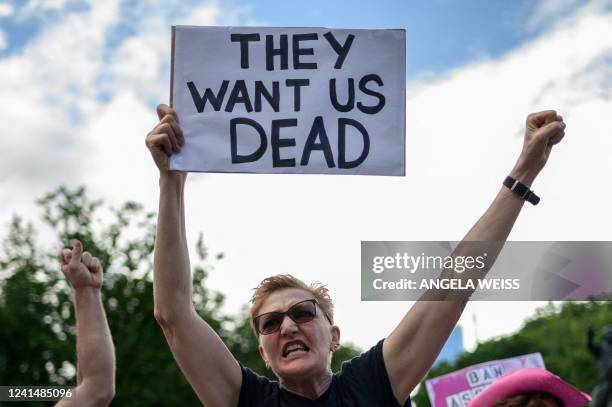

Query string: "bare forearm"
[74, 288, 114, 393]
[390, 180, 522, 386]
[400, 174, 530, 381]
[386, 168, 535, 398]
[462, 165, 536, 242]
[424, 162, 541, 303]
[154, 172, 193, 320]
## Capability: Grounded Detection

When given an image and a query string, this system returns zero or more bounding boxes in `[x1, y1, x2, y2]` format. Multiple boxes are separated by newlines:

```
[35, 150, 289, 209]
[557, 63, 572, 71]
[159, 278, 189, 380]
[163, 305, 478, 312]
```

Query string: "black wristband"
[503, 176, 540, 205]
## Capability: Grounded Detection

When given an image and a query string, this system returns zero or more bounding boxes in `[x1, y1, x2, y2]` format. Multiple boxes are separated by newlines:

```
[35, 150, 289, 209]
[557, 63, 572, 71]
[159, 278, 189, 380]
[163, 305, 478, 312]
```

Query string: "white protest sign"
[170, 26, 405, 175]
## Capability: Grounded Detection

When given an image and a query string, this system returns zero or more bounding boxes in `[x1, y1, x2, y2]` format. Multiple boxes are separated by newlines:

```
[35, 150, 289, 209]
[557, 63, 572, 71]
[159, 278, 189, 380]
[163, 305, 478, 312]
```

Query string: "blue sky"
[246, 0, 544, 80]
[1, 0, 611, 358]
[0, 0, 586, 81]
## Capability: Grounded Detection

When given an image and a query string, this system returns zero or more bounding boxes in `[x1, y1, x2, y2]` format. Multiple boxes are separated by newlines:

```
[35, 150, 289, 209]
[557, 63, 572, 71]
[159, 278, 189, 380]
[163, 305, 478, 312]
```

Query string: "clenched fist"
[60, 241, 103, 290]
[145, 104, 185, 173]
[512, 110, 566, 185]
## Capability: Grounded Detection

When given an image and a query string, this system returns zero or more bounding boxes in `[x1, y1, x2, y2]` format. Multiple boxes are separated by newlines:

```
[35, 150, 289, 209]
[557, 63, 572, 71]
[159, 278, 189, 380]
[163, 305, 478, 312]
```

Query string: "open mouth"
[282, 341, 310, 357]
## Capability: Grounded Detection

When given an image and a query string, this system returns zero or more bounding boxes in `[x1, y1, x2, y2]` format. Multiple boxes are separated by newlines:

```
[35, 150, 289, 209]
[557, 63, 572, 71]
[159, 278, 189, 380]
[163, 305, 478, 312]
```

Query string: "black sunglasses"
[253, 299, 329, 335]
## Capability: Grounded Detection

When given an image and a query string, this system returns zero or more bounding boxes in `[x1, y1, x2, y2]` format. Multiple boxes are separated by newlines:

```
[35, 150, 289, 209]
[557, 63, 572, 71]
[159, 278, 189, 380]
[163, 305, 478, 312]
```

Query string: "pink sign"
[425, 353, 545, 407]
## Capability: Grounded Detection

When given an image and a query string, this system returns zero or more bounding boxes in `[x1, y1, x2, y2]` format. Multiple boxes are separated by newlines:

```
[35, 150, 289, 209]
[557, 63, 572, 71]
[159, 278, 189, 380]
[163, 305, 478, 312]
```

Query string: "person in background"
[468, 368, 591, 407]
[56, 241, 115, 407]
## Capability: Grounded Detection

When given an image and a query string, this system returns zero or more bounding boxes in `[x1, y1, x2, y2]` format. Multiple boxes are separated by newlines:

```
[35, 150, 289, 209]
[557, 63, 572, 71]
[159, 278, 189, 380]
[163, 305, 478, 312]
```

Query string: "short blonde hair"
[250, 274, 334, 335]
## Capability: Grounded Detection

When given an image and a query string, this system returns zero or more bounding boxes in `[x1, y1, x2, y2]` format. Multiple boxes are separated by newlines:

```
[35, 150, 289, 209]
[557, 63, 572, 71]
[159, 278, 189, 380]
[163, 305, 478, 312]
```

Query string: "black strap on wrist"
[503, 176, 540, 205]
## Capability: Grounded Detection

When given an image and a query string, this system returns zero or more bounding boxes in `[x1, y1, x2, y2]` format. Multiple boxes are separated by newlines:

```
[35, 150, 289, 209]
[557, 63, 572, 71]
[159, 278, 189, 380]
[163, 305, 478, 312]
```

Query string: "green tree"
[0, 186, 362, 405]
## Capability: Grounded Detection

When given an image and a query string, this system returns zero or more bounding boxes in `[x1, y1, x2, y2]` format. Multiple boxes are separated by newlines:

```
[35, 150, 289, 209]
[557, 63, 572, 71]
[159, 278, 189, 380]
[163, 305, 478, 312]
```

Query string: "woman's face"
[257, 288, 340, 380]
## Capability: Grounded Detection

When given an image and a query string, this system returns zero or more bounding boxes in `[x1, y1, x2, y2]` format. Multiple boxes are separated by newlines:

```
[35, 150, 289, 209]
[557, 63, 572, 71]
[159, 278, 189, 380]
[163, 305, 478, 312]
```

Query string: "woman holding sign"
[145, 104, 566, 406]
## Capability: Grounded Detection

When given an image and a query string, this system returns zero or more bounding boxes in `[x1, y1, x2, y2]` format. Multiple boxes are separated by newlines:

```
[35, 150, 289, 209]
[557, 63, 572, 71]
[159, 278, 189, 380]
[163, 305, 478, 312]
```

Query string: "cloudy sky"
[1, 0, 611, 362]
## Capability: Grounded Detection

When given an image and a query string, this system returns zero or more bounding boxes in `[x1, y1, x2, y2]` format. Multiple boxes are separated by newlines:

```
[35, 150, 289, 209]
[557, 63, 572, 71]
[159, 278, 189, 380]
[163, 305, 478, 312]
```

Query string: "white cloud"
[19, 0, 80, 19]
[0, 2, 13, 18]
[181, 3, 221, 25]
[107, 3, 222, 104]
[0, 29, 6, 49]
[527, 0, 583, 30]
[0, 0, 122, 219]
[526, 0, 612, 32]
[106, 2, 255, 104]
[0, 1, 229, 215]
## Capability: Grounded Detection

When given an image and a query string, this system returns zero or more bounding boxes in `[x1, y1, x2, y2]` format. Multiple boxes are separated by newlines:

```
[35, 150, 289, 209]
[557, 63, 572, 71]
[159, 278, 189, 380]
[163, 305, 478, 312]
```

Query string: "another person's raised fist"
[56, 240, 115, 406]
[145, 104, 185, 173]
[60, 241, 103, 290]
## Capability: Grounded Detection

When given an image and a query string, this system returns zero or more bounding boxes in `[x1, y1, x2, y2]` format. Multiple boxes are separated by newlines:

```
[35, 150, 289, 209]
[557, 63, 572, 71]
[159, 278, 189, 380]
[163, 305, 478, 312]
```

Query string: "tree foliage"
[0, 186, 361, 405]
[413, 301, 609, 406]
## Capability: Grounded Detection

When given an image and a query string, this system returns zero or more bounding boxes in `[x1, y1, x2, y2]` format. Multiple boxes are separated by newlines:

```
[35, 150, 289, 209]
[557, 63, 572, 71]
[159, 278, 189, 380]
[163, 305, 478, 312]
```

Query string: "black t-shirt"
[237, 339, 410, 406]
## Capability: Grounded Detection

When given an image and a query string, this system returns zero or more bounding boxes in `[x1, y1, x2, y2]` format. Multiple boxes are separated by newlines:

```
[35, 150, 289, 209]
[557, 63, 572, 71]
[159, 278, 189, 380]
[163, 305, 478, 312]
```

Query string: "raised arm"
[56, 241, 115, 407]
[383, 110, 567, 404]
[146, 104, 241, 406]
